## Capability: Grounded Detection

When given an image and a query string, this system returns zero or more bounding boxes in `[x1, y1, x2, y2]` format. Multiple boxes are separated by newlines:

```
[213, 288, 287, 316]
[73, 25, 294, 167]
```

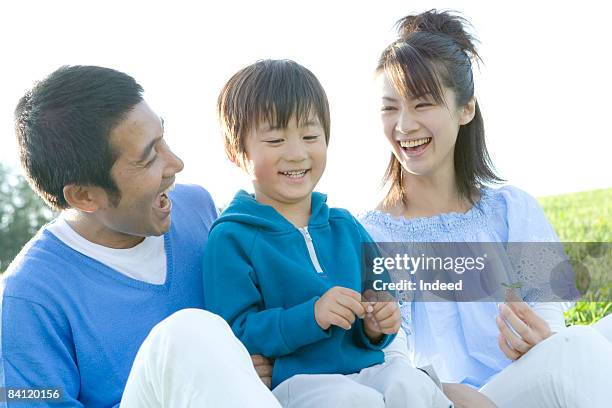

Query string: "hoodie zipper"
[298, 227, 324, 274]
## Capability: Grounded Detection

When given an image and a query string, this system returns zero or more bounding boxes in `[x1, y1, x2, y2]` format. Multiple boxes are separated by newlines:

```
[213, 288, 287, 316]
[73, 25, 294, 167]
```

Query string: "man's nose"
[164, 146, 185, 176]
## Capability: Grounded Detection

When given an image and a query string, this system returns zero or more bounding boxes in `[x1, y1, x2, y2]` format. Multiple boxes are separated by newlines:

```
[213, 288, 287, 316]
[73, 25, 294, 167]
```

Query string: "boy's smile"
[243, 115, 327, 217]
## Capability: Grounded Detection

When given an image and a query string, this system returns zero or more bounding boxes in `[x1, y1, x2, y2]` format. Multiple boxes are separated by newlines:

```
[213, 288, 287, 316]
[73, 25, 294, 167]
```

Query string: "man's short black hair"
[14, 65, 144, 210]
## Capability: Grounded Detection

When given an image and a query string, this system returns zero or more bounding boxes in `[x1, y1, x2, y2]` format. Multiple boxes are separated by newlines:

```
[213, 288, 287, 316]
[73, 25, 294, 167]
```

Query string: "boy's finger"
[362, 289, 379, 302]
[373, 302, 397, 320]
[330, 311, 353, 330]
[337, 295, 366, 318]
[376, 308, 401, 332]
[331, 304, 357, 325]
[338, 287, 363, 301]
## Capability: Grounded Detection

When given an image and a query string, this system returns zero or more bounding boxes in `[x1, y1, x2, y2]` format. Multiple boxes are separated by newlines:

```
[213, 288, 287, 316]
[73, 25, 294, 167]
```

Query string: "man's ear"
[459, 98, 476, 126]
[63, 185, 104, 213]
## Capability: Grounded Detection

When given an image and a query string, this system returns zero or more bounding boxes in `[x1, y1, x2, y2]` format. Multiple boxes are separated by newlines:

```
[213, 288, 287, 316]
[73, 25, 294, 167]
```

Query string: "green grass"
[538, 188, 611, 326]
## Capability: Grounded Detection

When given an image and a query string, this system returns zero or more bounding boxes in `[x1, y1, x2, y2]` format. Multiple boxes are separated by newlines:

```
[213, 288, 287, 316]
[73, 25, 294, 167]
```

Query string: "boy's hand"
[362, 290, 401, 343]
[251, 354, 273, 389]
[315, 286, 365, 330]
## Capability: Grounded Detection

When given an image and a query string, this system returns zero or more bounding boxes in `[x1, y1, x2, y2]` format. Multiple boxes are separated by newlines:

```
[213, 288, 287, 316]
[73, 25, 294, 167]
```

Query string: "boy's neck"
[254, 191, 312, 228]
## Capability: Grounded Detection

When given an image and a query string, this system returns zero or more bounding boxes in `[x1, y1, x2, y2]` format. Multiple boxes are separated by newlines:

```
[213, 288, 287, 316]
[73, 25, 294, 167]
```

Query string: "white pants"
[480, 321, 612, 408]
[272, 357, 452, 408]
[120, 308, 281, 408]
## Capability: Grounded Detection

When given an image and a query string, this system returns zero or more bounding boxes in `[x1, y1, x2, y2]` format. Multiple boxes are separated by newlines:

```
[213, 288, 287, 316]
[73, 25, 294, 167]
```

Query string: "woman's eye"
[265, 139, 283, 144]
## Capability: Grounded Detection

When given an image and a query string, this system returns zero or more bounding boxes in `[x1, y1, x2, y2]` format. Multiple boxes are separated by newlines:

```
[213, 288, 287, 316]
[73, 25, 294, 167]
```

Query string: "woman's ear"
[459, 98, 476, 126]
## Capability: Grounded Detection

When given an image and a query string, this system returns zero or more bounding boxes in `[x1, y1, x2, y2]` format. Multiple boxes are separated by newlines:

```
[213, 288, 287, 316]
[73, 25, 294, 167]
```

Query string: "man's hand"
[314, 286, 365, 330]
[496, 290, 552, 360]
[362, 290, 401, 343]
[251, 354, 273, 389]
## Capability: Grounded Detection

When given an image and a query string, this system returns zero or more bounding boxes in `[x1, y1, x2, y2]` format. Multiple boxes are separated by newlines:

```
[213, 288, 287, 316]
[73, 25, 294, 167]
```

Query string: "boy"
[203, 59, 451, 407]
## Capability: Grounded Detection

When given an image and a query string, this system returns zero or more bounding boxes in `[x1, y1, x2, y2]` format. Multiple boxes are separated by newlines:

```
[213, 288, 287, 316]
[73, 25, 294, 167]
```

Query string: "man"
[1, 65, 279, 407]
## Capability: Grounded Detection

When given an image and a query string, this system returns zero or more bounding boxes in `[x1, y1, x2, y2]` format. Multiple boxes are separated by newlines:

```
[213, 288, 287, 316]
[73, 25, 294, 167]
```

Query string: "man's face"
[95, 100, 184, 239]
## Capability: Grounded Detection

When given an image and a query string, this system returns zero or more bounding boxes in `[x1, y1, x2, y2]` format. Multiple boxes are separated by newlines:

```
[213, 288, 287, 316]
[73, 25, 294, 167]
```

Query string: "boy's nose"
[283, 141, 308, 162]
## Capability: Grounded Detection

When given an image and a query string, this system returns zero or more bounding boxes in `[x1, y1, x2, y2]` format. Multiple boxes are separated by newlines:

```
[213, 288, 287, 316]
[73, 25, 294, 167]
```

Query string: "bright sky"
[2, 1, 610, 212]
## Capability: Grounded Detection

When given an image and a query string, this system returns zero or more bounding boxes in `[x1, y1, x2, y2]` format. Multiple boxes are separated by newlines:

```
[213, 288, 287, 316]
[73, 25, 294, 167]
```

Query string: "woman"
[360, 9, 612, 407]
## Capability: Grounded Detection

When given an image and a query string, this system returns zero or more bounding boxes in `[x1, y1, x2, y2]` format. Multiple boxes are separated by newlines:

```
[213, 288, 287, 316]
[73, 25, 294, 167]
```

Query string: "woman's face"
[377, 73, 474, 180]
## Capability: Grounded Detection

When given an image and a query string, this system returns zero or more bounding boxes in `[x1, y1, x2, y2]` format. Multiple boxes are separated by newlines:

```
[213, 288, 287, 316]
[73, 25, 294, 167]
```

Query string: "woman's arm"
[442, 383, 497, 408]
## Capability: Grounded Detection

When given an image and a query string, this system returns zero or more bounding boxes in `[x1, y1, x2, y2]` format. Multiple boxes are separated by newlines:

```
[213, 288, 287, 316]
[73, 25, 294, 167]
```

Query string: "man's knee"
[148, 308, 234, 352]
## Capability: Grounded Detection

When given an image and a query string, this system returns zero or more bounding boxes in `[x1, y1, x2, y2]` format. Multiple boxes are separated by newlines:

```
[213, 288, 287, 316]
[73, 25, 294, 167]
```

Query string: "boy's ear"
[458, 98, 476, 126]
[63, 185, 105, 213]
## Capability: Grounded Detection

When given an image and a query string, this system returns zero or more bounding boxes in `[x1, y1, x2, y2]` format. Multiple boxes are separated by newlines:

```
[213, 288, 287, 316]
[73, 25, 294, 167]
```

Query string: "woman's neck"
[381, 168, 474, 219]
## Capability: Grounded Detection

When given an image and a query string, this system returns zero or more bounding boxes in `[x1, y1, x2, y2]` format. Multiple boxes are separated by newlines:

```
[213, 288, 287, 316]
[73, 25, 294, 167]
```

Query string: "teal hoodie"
[203, 190, 395, 388]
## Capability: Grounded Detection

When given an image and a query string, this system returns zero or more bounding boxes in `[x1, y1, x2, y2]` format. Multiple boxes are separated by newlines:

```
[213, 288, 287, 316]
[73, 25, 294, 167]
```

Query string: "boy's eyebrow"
[382, 96, 399, 102]
[302, 119, 321, 127]
[259, 119, 321, 132]
[137, 117, 165, 162]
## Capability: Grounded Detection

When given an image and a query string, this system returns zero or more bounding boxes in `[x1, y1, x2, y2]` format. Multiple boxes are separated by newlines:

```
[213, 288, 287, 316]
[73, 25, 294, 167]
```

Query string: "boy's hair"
[15, 65, 144, 210]
[217, 59, 330, 167]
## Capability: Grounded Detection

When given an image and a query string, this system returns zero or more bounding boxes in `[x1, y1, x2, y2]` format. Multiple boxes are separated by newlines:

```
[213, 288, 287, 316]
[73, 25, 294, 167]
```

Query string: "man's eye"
[145, 156, 157, 167]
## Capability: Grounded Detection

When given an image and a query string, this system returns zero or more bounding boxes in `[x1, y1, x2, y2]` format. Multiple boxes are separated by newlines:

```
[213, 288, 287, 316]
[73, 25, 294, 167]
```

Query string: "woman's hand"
[496, 291, 552, 360]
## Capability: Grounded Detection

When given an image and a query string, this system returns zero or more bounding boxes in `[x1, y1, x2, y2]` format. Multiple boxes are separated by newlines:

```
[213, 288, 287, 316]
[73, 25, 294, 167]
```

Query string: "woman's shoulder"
[485, 184, 541, 209]
[358, 185, 543, 241]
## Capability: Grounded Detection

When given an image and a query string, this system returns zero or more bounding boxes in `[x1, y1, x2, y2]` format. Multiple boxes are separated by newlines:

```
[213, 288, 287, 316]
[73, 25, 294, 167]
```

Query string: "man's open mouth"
[155, 184, 175, 210]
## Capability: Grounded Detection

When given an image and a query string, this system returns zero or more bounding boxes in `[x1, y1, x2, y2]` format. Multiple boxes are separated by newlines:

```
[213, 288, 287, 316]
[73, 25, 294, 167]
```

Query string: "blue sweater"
[203, 190, 395, 388]
[0, 184, 217, 408]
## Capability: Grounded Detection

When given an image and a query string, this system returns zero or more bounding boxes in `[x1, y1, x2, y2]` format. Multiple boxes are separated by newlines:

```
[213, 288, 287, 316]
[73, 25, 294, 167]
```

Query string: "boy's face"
[243, 115, 327, 210]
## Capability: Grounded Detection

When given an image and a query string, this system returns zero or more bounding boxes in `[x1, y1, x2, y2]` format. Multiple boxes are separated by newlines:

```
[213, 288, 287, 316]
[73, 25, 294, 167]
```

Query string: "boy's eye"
[381, 106, 397, 112]
[415, 103, 433, 109]
[303, 135, 320, 141]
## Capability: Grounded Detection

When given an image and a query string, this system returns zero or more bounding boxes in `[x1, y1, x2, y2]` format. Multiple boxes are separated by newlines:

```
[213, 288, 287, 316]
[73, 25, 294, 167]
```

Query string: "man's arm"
[1, 296, 84, 407]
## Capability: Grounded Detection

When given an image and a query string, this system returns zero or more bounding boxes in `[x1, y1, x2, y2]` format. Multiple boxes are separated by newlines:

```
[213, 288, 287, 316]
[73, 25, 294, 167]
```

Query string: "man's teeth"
[281, 170, 307, 178]
[400, 137, 431, 148]
[161, 184, 175, 196]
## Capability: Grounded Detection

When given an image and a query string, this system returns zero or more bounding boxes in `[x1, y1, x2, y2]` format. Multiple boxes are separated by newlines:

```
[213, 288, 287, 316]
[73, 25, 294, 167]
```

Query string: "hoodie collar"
[212, 190, 329, 233]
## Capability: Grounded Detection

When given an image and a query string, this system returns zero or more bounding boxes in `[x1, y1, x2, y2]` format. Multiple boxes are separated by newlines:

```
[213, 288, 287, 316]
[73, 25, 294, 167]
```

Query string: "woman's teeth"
[280, 170, 308, 178]
[400, 137, 431, 148]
